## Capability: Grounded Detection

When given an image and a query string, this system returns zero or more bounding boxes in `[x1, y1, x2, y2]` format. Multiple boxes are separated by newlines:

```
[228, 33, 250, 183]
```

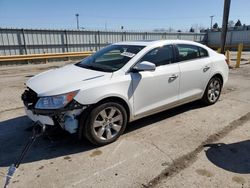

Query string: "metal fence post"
[64, 30, 69, 52]
[21, 29, 28, 55]
[98, 31, 100, 50]
[94, 33, 97, 51]
[124, 31, 126, 41]
[0, 29, 6, 55]
[94, 31, 100, 51]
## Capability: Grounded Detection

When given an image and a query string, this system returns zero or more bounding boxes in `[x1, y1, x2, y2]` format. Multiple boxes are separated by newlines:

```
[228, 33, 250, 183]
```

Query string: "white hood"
[26, 64, 111, 96]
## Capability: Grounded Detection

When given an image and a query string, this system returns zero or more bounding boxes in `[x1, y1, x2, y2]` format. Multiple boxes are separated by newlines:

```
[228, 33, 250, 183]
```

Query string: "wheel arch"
[95, 96, 131, 122]
[201, 72, 224, 105]
[211, 72, 224, 86]
[78, 95, 132, 140]
[201, 72, 224, 99]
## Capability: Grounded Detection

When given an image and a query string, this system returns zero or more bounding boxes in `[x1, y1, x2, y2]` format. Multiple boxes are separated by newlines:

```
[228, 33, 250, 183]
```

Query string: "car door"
[176, 44, 212, 101]
[130, 45, 180, 118]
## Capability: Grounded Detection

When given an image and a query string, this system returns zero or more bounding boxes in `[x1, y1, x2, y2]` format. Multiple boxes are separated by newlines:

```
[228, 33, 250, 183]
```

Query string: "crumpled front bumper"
[25, 107, 54, 125]
[22, 88, 86, 134]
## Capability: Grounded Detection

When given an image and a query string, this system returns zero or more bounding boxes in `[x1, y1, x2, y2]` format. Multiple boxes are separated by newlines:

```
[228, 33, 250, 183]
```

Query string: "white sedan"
[22, 40, 229, 145]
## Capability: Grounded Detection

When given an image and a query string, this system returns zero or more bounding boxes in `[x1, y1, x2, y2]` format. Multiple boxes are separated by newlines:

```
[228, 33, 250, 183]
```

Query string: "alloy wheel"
[208, 79, 221, 103]
[93, 107, 123, 140]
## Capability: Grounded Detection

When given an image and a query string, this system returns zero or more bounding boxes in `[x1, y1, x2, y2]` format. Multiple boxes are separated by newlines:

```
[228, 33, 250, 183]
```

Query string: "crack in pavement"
[149, 141, 175, 163]
[142, 111, 250, 188]
[0, 107, 24, 114]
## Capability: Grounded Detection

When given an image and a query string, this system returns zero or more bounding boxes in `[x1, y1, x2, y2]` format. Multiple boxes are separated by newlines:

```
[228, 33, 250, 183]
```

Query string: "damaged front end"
[21, 88, 86, 134]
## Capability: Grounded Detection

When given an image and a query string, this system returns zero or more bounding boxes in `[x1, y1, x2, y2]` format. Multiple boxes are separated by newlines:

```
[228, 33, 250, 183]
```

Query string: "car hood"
[26, 64, 112, 96]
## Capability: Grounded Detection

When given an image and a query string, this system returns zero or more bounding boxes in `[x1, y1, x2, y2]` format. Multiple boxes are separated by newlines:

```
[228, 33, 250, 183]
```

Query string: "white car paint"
[131, 62, 180, 117]
[26, 64, 112, 96]
[24, 40, 229, 133]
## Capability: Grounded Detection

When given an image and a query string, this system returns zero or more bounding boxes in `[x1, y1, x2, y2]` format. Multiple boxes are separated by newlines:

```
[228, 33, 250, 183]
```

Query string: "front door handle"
[169, 74, 178, 82]
[203, 66, 210, 72]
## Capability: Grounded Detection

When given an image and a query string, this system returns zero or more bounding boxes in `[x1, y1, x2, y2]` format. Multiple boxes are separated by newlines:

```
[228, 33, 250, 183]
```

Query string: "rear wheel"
[83, 102, 127, 146]
[202, 77, 222, 105]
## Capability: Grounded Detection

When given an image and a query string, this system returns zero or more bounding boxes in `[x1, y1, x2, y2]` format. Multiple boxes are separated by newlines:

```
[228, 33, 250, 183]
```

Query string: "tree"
[177, 30, 182, 32]
[213, 23, 219, 29]
[189, 27, 194, 32]
[235, 19, 242, 27]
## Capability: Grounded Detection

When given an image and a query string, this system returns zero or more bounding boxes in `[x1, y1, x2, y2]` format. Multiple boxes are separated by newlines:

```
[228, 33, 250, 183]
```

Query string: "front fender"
[74, 75, 134, 119]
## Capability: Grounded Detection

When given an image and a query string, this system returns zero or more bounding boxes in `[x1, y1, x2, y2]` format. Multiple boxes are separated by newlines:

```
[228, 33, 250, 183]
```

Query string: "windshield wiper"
[79, 64, 112, 72]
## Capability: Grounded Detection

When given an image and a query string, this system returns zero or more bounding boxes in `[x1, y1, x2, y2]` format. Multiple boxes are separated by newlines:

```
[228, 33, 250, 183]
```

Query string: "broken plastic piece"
[3, 164, 16, 188]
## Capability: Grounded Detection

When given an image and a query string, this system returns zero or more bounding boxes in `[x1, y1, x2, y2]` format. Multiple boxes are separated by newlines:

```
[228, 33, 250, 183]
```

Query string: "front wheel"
[83, 102, 127, 146]
[202, 77, 222, 105]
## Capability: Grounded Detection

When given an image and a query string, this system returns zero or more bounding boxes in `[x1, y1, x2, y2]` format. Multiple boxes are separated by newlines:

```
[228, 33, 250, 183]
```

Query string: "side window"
[177, 44, 199, 61]
[199, 47, 209, 57]
[140, 45, 174, 67]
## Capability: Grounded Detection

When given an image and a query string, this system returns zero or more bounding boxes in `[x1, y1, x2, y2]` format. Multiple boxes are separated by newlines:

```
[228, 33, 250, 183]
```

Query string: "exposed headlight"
[35, 90, 78, 109]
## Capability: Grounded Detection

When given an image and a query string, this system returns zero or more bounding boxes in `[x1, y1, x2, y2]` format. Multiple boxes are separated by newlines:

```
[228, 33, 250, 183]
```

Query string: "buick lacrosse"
[22, 40, 229, 145]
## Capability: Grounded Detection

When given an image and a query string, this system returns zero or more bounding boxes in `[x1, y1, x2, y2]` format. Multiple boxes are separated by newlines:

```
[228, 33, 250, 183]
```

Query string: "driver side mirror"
[132, 61, 156, 72]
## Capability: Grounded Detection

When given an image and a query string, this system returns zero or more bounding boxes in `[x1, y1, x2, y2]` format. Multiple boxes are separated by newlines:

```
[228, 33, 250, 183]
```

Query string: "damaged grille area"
[21, 88, 38, 109]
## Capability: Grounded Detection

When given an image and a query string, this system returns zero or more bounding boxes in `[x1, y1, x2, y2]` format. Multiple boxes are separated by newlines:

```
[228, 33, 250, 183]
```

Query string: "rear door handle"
[203, 66, 210, 72]
[169, 74, 178, 82]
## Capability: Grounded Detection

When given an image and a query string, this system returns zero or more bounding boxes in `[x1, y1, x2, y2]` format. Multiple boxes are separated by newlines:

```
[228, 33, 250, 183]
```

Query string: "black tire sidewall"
[85, 102, 127, 146]
[203, 77, 222, 105]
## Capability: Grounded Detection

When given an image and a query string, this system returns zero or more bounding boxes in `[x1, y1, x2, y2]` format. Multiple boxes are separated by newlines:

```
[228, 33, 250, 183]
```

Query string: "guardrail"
[0, 51, 93, 64]
[1, 45, 249, 68]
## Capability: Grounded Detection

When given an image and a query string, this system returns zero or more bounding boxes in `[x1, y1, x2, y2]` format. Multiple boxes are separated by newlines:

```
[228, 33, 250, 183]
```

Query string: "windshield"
[76, 45, 145, 72]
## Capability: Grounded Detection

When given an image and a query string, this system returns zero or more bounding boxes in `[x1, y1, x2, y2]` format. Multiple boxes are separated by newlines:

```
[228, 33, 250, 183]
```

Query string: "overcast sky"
[0, 0, 249, 31]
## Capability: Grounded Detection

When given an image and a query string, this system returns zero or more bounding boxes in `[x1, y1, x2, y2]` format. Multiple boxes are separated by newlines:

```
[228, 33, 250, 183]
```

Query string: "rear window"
[176, 44, 209, 62]
[177, 44, 199, 61]
[199, 47, 209, 57]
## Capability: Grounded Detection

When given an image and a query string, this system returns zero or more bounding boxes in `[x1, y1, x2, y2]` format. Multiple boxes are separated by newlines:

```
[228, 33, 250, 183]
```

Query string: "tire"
[202, 77, 222, 105]
[82, 102, 127, 146]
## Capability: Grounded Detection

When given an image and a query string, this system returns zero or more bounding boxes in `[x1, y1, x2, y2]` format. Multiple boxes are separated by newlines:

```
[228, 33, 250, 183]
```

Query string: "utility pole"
[75, 13, 79, 30]
[221, 0, 231, 54]
[210, 15, 215, 29]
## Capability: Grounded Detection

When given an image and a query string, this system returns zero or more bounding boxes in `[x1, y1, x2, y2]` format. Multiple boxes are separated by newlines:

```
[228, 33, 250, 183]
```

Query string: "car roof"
[115, 40, 206, 48]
